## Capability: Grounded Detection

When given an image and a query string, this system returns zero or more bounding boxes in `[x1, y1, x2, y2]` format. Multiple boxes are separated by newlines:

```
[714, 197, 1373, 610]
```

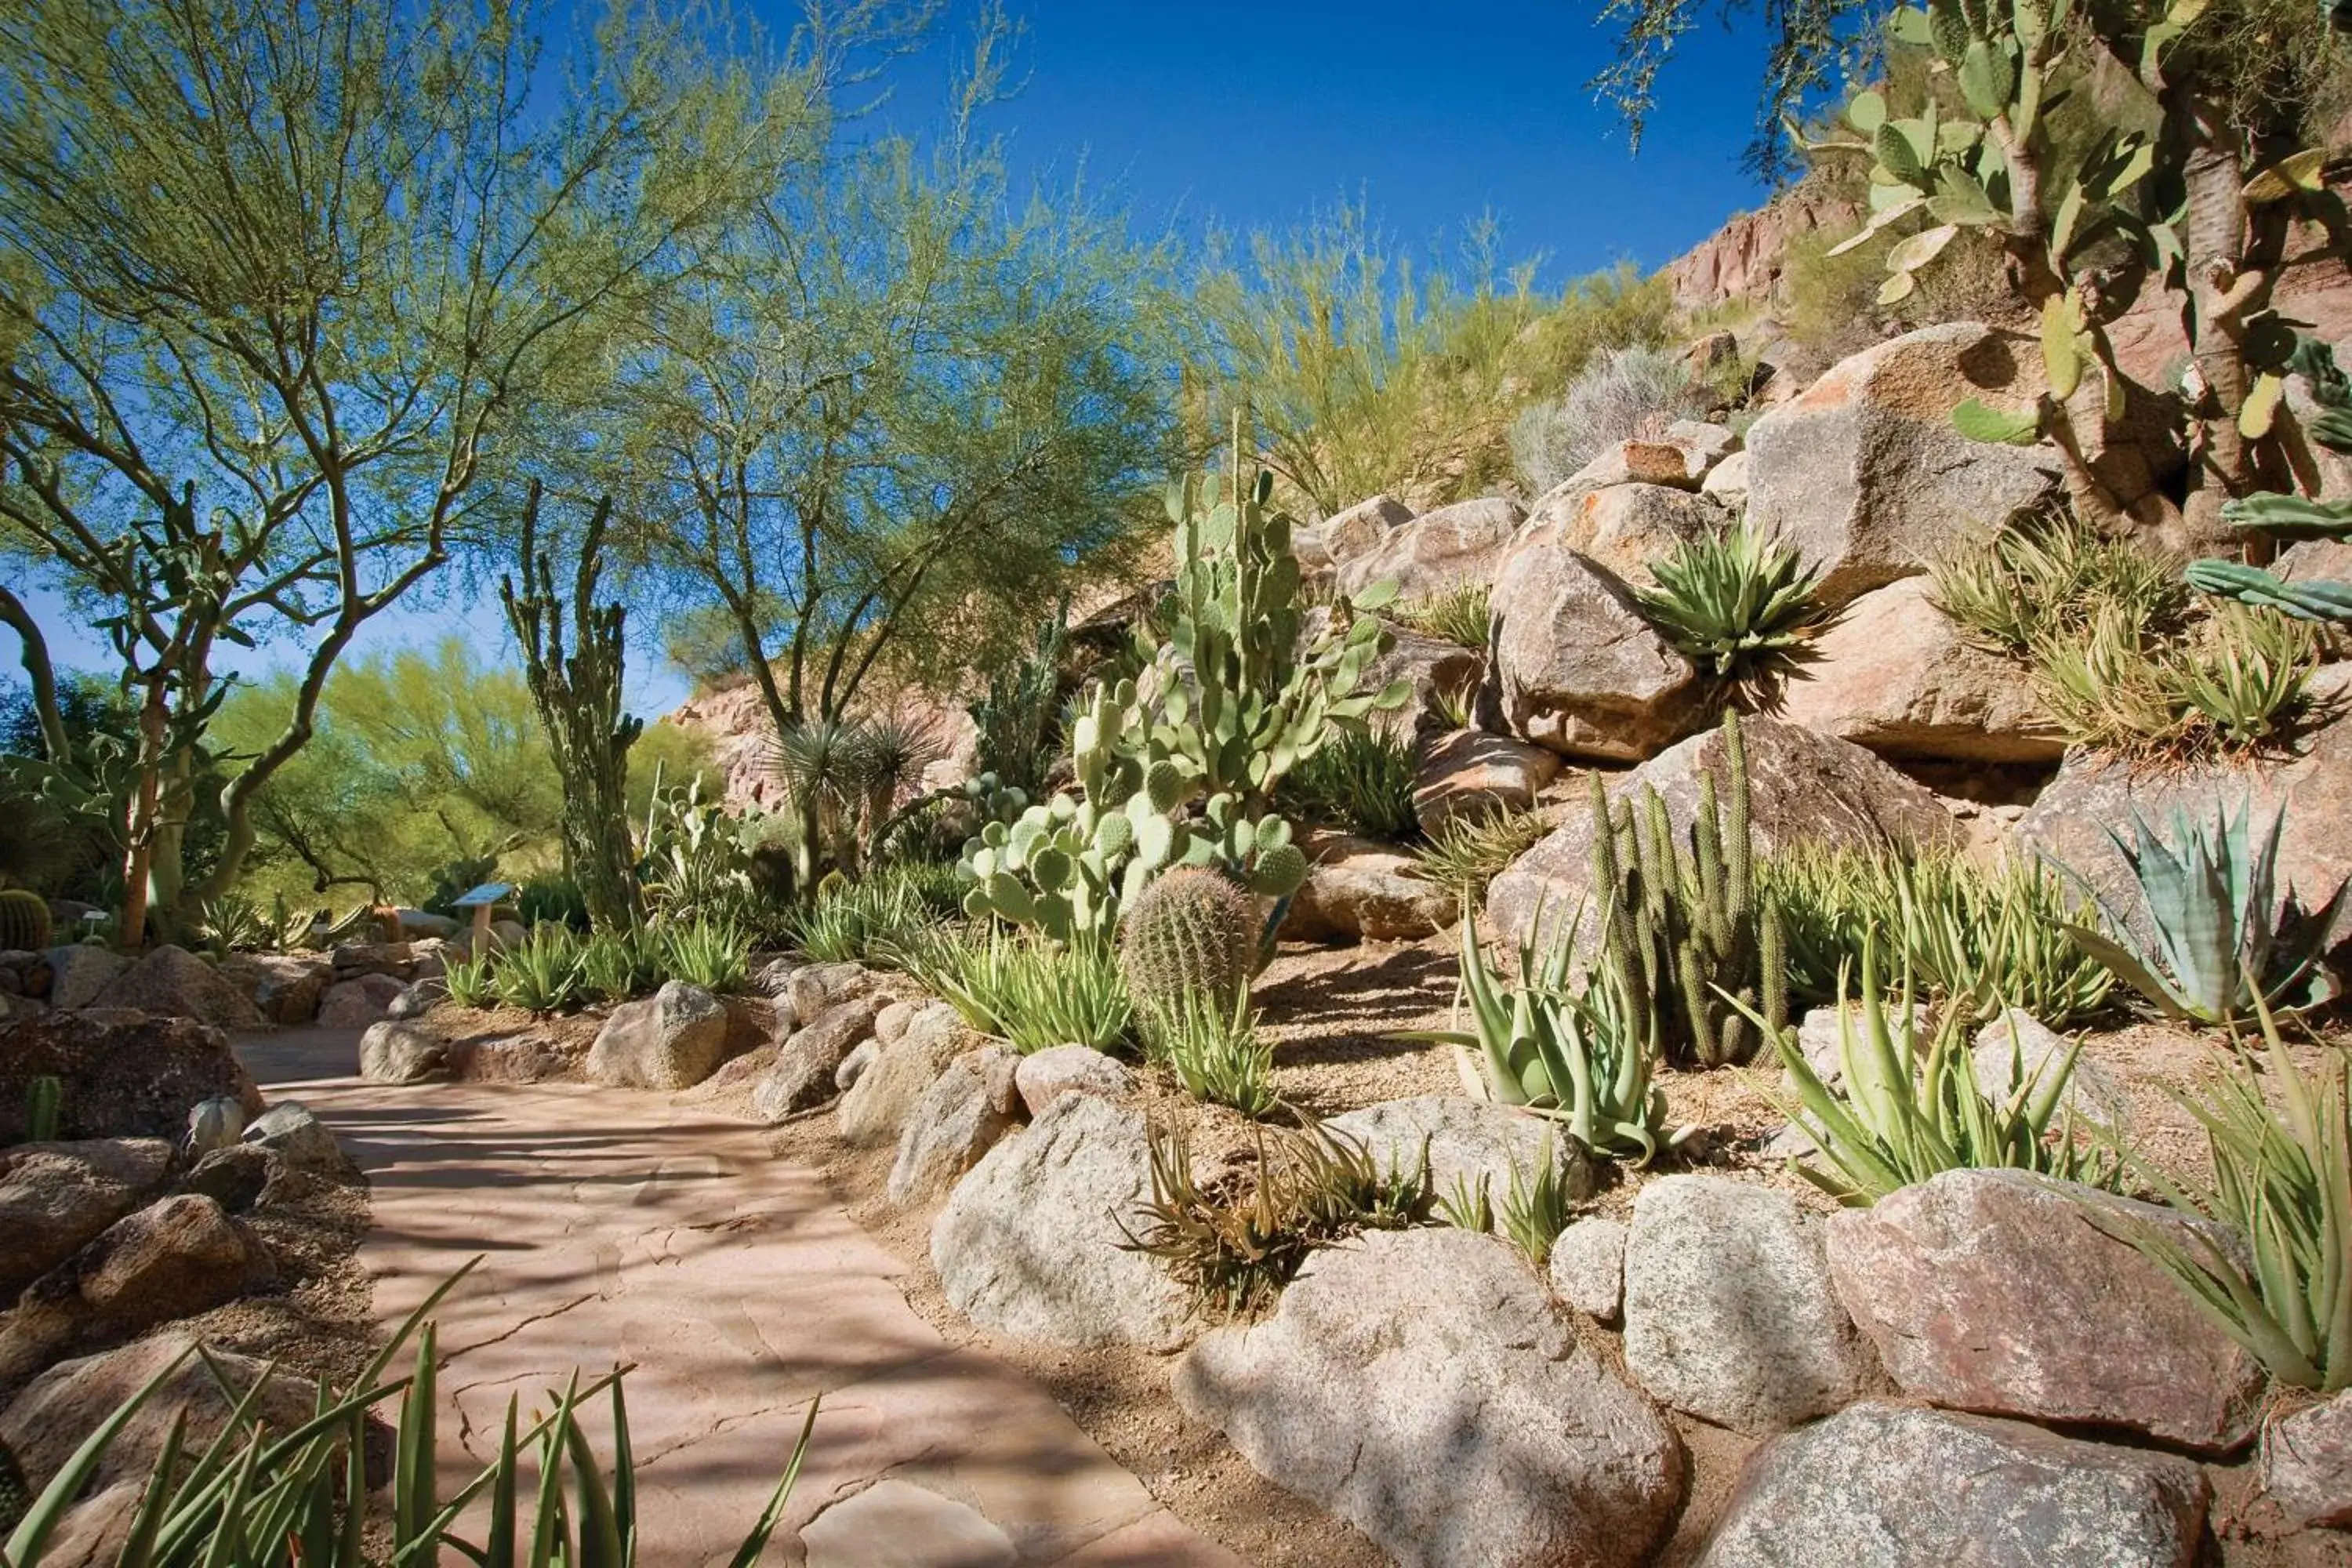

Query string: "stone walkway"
[235, 1029, 1245, 1568]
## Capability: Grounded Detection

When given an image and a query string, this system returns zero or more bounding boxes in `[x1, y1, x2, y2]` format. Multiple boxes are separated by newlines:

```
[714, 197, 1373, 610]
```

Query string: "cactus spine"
[2194, 335, 2352, 622]
[1590, 710, 1785, 1068]
[24, 1075, 61, 1142]
[0, 889, 51, 952]
[1119, 867, 1258, 1015]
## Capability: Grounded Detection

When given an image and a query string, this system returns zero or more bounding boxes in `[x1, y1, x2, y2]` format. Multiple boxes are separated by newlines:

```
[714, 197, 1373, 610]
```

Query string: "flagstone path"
[234, 1029, 1245, 1568]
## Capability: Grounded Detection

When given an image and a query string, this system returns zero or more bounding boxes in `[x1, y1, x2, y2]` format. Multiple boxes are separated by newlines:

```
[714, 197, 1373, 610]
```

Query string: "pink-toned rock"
[316, 972, 408, 1029]
[1778, 576, 2063, 763]
[2262, 1388, 2352, 1528]
[1321, 494, 1415, 567]
[1486, 534, 1704, 763]
[1011, 1046, 1136, 1117]
[1826, 1168, 2267, 1454]
[1336, 495, 1524, 601]
[1283, 834, 1458, 943]
[1523, 482, 1727, 589]
[1661, 186, 1861, 313]
[1412, 730, 1562, 834]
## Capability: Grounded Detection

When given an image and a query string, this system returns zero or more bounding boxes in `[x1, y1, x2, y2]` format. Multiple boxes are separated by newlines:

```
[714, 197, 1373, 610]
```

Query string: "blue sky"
[16, 0, 1781, 719]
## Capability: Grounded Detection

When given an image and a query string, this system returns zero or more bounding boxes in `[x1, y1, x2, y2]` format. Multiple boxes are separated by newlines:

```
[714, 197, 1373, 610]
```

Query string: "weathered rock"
[185, 1095, 245, 1156]
[328, 940, 412, 980]
[0, 1139, 173, 1301]
[0, 1333, 320, 1497]
[1697, 1402, 2211, 1568]
[392, 907, 459, 939]
[873, 998, 920, 1046]
[1970, 1010, 2130, 1132]
[800, 1479, 1017, 1568]
[1487, 717, 1960, 951]
[1664, 419, 1738, 477]
[241, 1102, 351, 1177]
[177, 1145, 281, 1214]
[750, 996, 886, 1121]
[1486, 535, 1704, 762]
[886, 1046, 1020, 1208]
[931, 1093, 1190, 1348]
[358, 1020, 450, 1083]
[444, 1033, 579, 1083]
[1363, 625, 1485, 743]
[1745, 324, 2063, 606]
[838, 1004, 977, 1147]
[42, 946, 129, 1011]
[1412, 729, 1563, 835]
[231, 954, 331, 1025]
[1827, 1168, 2267, 1452]
[1622, 1175, 1875, 1433]
[1336, 495, 1525, 601]
[1325, 1095, 1596, 1207]
[1283, 834, 1459, 943]
[386, 978, 443, 1020]
[834, 1037, 878, 1093]
[88, 946, 264, 1029]
[1778, 577, 2063, 763]
[0, 1195, 276, 1383]
[751, 953, 804, 998]
[2262, 1388, 2352, 1529]
[1013, 1045, 1136, 1117]
[584, 981, 729, 1091]
[1175, 1227, 1684, 1568]
[1322, 494, 1416, 567]
[1699, 448, 1751, 507]
[315, 972, 408, 1029]
[0, 1010, 263, 1142]
[1538, 482, 1729, 589]
[1559, 439, 1703, 494]
[785, 961, 876, 1029]
[1547, 1216, 1626, 1322]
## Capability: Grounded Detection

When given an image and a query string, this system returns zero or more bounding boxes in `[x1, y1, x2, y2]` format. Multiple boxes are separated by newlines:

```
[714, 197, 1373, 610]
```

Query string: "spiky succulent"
[1634, 524, 1834, 705]
[1120, 866, 1258, 1015]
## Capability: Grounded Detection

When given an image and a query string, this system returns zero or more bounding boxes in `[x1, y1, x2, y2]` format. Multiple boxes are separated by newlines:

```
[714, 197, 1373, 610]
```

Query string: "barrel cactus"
[0, 888, 51, 952]
[1119, 866, 1259, 1014]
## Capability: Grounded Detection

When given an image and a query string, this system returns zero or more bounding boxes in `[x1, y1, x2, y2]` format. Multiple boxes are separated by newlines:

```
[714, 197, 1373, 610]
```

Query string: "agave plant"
[1413, 913, 1676, 1164]
[1633, 522, 1834, 706]
[2055, 800, 2343, 1028]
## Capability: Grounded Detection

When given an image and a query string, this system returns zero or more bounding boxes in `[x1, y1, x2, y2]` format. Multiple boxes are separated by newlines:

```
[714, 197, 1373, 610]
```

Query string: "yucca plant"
[1, 1266, 813, 1566]
[2093, 995, 2350, 1392]
[1147, 989, 1277, 1118]
[658, 913, 749, 993]
[1412, 915, 1676, 1164]
[2055, 800, 2343, 1028]
[1409, 808, 1551, 900]
[892, 927, 1133, 1054]
[1749, 934, 2120, 1206]
[441, 948, 498, 1011]
[1391, 583, 1492, 650]
[490, 925, 583, 1013]
[1632, 522, 1834, 706]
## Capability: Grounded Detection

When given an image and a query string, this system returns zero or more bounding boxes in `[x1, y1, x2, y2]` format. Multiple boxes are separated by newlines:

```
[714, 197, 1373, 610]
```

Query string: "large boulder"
[1826, 1168, 2267, 1453]
[1744, 323, 2063, 606]
[885, 1045, 1020, 1208]
[0, 1010, 263, 1143]
[1621, 1175, 1876, 1434]
[1283, 834, 1458, 943]
[0, 1194, 276, 1384]
[583, 981, 730, 1090]
[1485, 535, 1704, 763]
[1486, 717, 1960, 951]
[2262, 1388, 2352, 1529]
[227, 954, 332, 1025]
[1336, 495, 1525, 601]
[315, 972, 407, 1029]
[1174, 1227, 1685, 1568]
[930, 1093, 1190, 1348]
[0, 1139, 173, 1301]
[1526, 481, 1728, 588]
[1324, 1095, 1596, 1207]
[42, 946, 129, 1011]
[88, 946, 263, 1030]
[1412, 730, 1561, 835]
[838, 1004, 978, 1147]
[1011, 1046, 1135, 1117]
[1322, 494, 1416, 568]
[750, 995, 886, 1121]
[328, 940, 412, 981]
[1697, 1402, 2211, 1568]
[358, 1020, 449, 1083]
[1777, 576, 2063, 764]
[1365, 626, 1485, 744]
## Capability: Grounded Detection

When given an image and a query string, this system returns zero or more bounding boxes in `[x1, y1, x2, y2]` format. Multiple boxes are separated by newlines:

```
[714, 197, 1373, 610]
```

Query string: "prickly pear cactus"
[1118, 866, 1258, 1013]
[2191, 335, 2352, 622]
[0, 887, 52, 952]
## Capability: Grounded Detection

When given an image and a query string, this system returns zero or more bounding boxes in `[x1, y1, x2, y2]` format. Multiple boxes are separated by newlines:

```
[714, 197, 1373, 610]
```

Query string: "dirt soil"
[746, 932, 2352, 1567]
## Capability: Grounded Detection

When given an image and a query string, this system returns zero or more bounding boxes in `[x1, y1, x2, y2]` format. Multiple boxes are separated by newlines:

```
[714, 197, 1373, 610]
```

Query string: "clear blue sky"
[17, 0, 1781, 718]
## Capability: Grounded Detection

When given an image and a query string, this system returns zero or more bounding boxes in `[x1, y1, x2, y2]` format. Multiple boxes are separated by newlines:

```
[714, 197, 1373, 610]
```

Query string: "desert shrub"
[1778, 212, 2018, 364]
[1276, 727, 1420, 844]
[658, 913, 750, 993]
[1760, 844, 2114, 1026]
[1389, 583, 1491, 649]
[1410, 808, 1550, 899]
[1145, 989, 1278, 1117]
[1119, 1117, 1425, 1315]
[1633, 522, 1834, 708]
[897, 927, 1133, 1054]
[1509, 344, 1704, 493]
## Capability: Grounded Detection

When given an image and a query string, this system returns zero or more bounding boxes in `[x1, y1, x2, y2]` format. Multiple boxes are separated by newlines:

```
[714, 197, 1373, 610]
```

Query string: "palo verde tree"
[0, 0, 850, 945]
[500, 481, 644, 932]
[1595, 0, 2352, 550]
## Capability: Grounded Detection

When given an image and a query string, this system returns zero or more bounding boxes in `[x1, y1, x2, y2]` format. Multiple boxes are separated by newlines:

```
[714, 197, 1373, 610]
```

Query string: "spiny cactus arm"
[2220, 492, 2352, 539]
[2185, 559, 2352, 623]
[1722, 711, 1754, 919]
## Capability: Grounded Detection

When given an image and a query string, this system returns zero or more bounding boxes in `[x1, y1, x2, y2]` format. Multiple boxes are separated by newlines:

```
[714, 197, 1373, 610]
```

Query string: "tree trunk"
[117, 674, 170, 950]
[2173, 89, 2276, 555]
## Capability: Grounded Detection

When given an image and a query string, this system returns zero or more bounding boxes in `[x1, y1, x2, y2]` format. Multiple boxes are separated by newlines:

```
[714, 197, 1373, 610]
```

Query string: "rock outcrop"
[1336, 495, 1524, 601]
[0, 1010, 263, 1143]
[1486, 534, 1704, 763]
[88, 946, 265, 1030]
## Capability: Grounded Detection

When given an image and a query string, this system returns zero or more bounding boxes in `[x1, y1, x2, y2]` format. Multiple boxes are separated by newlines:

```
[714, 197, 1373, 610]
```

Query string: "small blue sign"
[451, 882, 516, 909]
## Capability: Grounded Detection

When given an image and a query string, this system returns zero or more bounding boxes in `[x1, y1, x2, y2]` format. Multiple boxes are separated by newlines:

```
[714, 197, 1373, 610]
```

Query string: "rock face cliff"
[1660, 183, 1860, 315]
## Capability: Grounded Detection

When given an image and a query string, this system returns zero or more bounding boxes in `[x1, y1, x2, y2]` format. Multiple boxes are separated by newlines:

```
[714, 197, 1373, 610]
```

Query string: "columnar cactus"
[23, 1075, 61, 1143]
[2191, 334, 2352, 622]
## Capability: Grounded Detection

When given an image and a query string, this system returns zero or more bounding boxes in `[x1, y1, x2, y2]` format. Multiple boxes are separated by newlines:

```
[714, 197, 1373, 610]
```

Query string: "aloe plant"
[2055, 800, 2343, 1027]
[1751, 934, 2118, 1206]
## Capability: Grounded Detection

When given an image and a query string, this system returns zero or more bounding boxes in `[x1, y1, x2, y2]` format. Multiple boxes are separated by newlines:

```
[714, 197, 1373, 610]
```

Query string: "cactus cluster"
[2192, 335, 2352, 622]
[23, 1075, 61, 1142]
[960, 434, 1402, 942]
[0, 888, 51, 951]
[1588, 711, 1788, 1068]
[1119, 866, 1259, 1015]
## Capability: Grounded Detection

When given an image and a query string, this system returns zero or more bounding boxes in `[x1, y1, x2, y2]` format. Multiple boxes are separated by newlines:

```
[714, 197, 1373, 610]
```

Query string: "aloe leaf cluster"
[1632, 523, 1833, 705]
[2055, 799, 2343, 1027]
